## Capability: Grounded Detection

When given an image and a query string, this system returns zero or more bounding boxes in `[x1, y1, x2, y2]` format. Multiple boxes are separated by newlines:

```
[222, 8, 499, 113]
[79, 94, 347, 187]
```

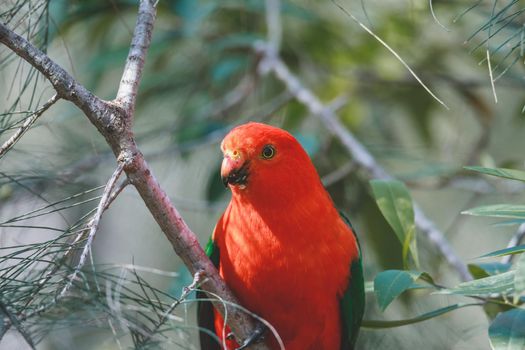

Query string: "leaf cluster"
[370, 167, 525, 349]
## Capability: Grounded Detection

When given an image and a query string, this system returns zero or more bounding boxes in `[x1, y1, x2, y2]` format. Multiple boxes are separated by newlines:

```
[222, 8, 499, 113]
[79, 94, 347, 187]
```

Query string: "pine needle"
[332, 1, 449, 110]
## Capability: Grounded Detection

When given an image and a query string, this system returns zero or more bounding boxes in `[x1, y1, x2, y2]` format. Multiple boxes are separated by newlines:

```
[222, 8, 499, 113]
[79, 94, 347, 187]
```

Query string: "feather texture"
[197, 123, 364, 350]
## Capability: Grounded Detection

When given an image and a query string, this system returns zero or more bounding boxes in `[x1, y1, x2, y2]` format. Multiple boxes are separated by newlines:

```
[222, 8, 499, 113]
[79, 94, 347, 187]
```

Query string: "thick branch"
[115, 0, 155, 114]
[1, 1, 267, 347]
[0, 22, 126, 153]
[122, 149, 265, 347]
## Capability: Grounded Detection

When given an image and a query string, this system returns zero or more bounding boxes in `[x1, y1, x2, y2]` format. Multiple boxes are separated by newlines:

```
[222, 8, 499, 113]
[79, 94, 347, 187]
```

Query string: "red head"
[220, 122, 327, 206]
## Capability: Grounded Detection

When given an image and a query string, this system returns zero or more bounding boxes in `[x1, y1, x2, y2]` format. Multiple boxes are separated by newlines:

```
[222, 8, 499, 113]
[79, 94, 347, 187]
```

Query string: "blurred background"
[1, 0, 525, 349]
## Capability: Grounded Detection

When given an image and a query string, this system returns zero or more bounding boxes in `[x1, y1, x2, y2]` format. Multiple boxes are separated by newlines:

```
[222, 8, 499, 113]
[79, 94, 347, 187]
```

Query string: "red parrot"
[198, 122, 364, 350]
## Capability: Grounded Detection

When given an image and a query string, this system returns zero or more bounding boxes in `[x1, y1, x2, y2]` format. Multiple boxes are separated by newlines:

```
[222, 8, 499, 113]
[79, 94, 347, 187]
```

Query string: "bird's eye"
[261, 144, 276, 159]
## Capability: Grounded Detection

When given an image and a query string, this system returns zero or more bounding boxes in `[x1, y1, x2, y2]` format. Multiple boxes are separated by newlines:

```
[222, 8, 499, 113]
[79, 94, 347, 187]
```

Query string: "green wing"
[340, 213, 365, 350]
[197, 236, 221, 350]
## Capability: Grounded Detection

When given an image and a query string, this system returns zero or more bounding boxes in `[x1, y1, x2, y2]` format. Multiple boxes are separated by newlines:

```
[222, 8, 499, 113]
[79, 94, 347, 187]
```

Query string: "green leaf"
[479, 245, 525, 259]
[439, 271, 516, 296]
[489, 308, 525, 350]
[514, 255, 525, 303]
[468, 264, 490, 279]
[465, 166, 525, 182]
[469, 263, 512, 279]
[374, 270, 423, 311]
[492, 219, 525, 227]
[370, 180, 419, 268]
[462, 205, 525, 219]
[362, 303, 479, 328]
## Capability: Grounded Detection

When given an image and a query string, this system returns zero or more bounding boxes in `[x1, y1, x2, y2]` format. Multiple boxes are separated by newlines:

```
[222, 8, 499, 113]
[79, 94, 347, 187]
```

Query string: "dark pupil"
[263, 146, 274, 158]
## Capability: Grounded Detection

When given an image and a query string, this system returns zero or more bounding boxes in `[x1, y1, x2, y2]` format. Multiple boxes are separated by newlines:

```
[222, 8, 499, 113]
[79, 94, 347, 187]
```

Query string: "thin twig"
[265, 0, 281, 55]
[486, 49, 498, 103]
[501, 223, 525, 265]
[264, 55, 471, 280]
[257, 0, 472, 282]
[332, 1, 449, 109]
[138, 270, 205, 348]
[59, 163, 124, 298]
[1, 2, 270, 347]
[0, 94, 59, 158]
[115, 0, 156, 114]
[59, 179, 128, 273]
[104, 178, 130, 210]
[0, 22, 115, 143]
[196, 291, 286, 350]
[429, 0, 451, 32]
[87, 247, 124, 349]
[124, 151, 269, 349]
[0, 299, 36, 350]
[208, 75, 256, 119]
[322, 161, 357, 187]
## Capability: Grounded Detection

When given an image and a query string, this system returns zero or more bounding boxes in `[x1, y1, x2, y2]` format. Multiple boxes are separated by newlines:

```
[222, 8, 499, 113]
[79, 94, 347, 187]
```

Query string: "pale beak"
[221, 150, 250, 187]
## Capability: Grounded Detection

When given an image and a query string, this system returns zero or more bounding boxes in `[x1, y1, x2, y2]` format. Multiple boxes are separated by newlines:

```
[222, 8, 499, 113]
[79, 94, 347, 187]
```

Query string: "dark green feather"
[197, 237, 221, 350]
[340, 213, 365, 350]
[204, 236, 220, 267]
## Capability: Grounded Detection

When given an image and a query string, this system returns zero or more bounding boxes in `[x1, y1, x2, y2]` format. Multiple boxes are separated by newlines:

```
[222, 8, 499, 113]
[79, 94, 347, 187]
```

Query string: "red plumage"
[211, 122, 359, 350]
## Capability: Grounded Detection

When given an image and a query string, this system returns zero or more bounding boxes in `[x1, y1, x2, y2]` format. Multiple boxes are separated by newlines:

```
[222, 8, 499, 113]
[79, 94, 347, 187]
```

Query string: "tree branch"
[1, 1, 267, 348]
[122, 150, 266, 348]
[0, 21, 124, 152]
[0, 94, 59, 159]
[115, 0, 156, 114]
[256, 0, 472, 282]
[59, 163, 124, 298]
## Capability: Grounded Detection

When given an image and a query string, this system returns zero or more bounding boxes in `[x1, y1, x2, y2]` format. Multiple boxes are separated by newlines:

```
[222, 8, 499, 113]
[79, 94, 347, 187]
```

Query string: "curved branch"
[59, 163, 125, 298]
[1, 1, 267, 348]
[0, 20, 123, 152]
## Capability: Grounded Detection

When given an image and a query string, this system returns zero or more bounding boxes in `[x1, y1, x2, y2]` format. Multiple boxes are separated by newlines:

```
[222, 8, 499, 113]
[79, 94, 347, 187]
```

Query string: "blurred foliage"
[369, 169, 525, 349]
[2, 0, 525, 349]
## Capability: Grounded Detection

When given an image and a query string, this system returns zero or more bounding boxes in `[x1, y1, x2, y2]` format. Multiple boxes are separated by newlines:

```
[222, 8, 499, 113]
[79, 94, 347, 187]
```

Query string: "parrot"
[197, 122, 364, 350]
